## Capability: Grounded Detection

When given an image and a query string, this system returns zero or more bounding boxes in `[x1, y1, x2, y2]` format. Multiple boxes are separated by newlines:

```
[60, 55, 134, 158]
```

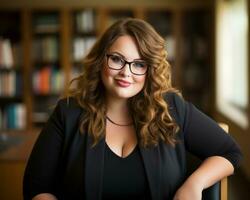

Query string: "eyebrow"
[109, 51, 145, 62]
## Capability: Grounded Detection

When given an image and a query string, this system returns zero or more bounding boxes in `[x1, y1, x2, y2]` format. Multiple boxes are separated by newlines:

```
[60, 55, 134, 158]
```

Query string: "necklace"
[106, 116, 133, 126]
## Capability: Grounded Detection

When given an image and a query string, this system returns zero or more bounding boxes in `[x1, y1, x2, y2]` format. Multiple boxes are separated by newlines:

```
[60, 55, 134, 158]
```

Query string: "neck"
[105, 96, 131, 122]
[106, 115, 133, 126]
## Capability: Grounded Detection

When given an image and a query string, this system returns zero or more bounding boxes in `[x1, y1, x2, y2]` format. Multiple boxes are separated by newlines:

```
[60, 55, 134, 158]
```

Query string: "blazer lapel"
[84, 135, 105, 200]
[139, 145, 161, 200]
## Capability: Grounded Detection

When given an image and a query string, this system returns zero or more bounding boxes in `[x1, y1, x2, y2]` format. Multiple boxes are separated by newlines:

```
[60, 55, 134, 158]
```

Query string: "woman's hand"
[173, 180, 203, 200]
[32, 193, 58, 200]
[173, 156, 234, 200]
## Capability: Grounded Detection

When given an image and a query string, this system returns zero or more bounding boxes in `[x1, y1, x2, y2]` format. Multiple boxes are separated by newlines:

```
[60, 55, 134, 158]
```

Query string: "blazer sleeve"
[172, 93, 243, 170]
[23, 99, 65, 200]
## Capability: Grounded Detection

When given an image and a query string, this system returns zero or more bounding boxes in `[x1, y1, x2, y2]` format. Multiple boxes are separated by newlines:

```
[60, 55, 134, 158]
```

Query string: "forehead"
[108, 35, 141, 60]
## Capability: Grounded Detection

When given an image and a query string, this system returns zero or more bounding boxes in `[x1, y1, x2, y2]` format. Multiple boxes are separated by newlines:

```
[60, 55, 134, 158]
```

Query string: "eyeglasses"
[106, 53, 148, 75]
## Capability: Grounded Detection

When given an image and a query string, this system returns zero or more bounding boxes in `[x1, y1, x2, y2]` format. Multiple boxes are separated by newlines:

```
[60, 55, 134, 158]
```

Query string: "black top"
[23, 93, 242, 200]
[102, 142, 150, 200]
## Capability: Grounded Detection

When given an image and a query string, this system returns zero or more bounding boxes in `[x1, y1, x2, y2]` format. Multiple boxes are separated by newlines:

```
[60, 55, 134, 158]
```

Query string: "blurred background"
[0, 0, 249, 199]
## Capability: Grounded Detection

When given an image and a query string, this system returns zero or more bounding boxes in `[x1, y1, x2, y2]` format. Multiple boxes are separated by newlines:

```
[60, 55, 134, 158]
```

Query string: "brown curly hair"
[67, 18, 181, 147]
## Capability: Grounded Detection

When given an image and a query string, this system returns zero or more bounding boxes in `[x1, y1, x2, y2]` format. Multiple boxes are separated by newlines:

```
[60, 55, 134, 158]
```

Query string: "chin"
[115, 90, 141, 99]
[115, 93, 134, 99]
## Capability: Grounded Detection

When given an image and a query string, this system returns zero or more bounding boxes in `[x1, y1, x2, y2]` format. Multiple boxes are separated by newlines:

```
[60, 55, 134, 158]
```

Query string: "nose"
[119, 63, 131, 77]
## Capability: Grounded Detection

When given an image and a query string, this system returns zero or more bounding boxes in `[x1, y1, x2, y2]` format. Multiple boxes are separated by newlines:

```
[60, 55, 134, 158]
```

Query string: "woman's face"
[101, 35, 147, 100]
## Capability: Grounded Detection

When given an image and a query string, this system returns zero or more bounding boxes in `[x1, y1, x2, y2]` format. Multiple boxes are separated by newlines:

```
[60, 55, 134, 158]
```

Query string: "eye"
[110, 55, 123, 64]
[133, 61, 147, 68]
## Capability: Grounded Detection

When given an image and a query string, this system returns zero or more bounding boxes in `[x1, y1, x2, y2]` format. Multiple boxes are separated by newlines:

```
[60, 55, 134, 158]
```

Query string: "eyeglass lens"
[107, 54, 147, 75]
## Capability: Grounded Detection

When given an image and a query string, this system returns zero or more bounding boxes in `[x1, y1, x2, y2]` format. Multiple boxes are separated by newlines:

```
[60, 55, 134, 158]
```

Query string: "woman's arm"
[173, 156, 234, 200]
[32, 193, 58, 200]
[23, 100, 65, 200]
[171, 94, 242, 200]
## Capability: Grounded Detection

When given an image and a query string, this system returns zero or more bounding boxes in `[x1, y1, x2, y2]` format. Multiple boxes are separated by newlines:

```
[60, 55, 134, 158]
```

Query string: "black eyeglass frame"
[106, 54, 148, 76]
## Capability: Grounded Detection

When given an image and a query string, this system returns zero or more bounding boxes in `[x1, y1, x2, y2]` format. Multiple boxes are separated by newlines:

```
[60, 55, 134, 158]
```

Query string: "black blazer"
[23, 93, 242, 200]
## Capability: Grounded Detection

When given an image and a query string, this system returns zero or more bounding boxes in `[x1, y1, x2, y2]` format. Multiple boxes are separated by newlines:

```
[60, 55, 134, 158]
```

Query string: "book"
[0, 108, 2, 130]
[73, 36, 96, 61]
[2, 103, 26, 129]
[32, 65, 64, 95]
[0, 38, 14, 68]
[0, 71, 21, 97]
[32, 37, 59, 63]
[40, 66, 51, 95]
[33, 14, 59, 33]
[76, 9, 95, 33]
[16, 103, 26, 129]
[165, 35, 175, 61]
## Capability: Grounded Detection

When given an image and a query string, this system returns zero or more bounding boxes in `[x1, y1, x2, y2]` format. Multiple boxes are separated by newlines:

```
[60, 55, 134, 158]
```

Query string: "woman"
[23, 18, 242, 200]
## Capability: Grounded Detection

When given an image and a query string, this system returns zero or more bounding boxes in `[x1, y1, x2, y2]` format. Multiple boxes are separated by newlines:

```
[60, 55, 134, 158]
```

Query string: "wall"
[214, 0, 250, 180]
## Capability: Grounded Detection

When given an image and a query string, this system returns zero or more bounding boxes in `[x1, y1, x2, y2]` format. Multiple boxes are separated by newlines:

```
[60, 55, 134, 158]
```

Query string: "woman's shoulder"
[164, 91, 187, 128]
[164, 91, 186, 110]
[57, 96, 80, 107]
[55, 96, 84, 117]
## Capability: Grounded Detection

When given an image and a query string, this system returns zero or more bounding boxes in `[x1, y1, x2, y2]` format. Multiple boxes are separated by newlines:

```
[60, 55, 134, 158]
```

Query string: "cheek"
[103, 66, 117, 78]
[134, 76, 146, 87]
[101, 66, 118, 88]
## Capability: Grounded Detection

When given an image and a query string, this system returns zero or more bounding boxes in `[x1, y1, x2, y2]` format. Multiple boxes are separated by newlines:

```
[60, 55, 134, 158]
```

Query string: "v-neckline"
[105, 142, 138, 159]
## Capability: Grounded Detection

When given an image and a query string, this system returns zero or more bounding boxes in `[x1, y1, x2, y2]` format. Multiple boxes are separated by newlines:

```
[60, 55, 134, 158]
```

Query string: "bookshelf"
[30, 11, 64, 126]
[145, 9, 177, 86]
[106, 9, 134, 29]
[180, 10, 212, 114]
[0, 11, 26, 131]
[71, 9, 97, 80]
[0, 6, 214, 132]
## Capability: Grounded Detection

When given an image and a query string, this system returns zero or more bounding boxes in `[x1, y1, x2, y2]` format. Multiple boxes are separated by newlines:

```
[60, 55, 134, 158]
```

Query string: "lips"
[115, 79, 131, 87]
